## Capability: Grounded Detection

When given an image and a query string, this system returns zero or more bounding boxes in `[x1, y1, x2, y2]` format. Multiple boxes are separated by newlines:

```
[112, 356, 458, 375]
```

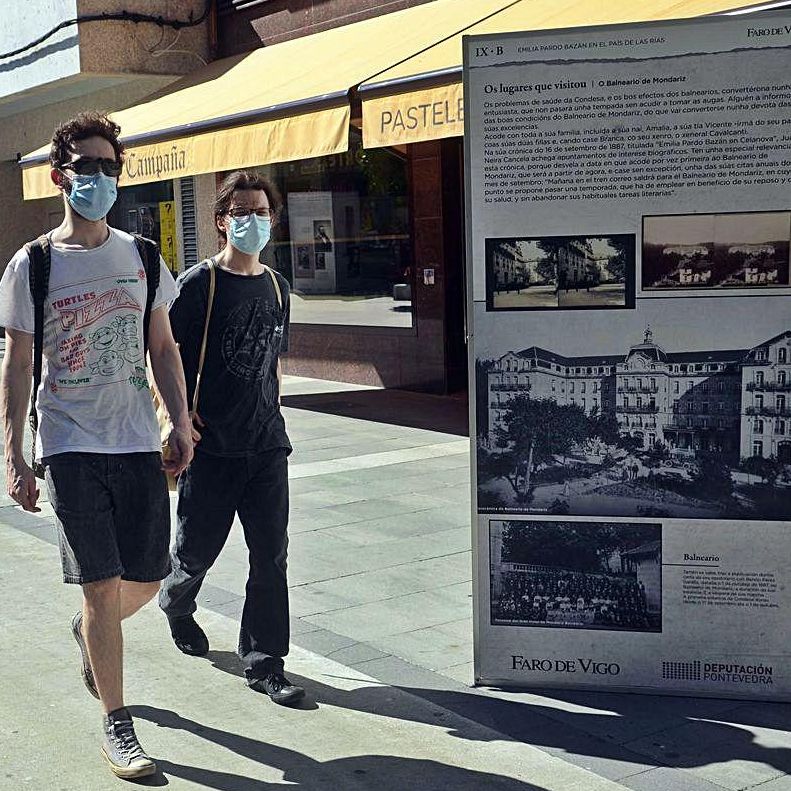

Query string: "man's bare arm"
[1, 329, 40, 512]
[277, 358, 282, 404]
[147, 306, 194, 475]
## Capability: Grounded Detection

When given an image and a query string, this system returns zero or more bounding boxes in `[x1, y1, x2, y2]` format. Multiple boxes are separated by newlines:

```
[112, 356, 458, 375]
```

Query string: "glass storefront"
[256, 131, 413, 328]
[108, 180, 178, 275]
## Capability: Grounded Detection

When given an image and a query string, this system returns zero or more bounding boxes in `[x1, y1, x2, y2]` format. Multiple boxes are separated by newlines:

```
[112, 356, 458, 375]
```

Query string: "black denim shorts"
[44, 452, 171, 585]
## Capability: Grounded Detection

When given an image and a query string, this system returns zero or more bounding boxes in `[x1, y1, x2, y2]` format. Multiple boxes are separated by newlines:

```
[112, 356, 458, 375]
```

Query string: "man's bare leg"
[120, 580, 160, 620]
[79, 579, 160, 712]
[81, 576, 123, 714]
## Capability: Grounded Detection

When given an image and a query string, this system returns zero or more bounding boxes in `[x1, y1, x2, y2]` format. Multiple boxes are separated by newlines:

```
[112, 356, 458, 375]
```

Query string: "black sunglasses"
[61, 157, 123, 177]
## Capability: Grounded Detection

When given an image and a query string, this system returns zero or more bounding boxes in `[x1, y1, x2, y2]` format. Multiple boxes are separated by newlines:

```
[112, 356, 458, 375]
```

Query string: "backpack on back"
[24, 233, 160, 478]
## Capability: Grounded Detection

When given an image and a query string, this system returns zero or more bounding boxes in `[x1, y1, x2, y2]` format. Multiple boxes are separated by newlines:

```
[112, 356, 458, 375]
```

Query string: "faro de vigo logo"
[511, 656, 621, 676]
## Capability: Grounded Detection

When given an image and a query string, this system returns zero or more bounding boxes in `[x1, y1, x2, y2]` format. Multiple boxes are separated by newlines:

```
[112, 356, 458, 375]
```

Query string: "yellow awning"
[360, 0, 773, 149]
[20, 0, 517, 199]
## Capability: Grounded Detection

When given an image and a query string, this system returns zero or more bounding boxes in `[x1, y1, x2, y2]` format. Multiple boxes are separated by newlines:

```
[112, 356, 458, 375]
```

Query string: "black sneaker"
[169, 614, 209, 656]
[71, 611, 99, 699]
[101, 708, 156, 779]
[247, 672, 305, 706]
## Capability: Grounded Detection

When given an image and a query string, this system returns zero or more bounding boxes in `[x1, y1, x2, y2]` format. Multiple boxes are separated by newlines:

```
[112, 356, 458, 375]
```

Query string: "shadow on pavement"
[195, 651, 791, 778]
[132, 705, 539, 790]
[281, 388, 469, 436]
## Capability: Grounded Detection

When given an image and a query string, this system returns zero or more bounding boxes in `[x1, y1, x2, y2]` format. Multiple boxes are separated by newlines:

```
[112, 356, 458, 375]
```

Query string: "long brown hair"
[214, 170, 282, 240]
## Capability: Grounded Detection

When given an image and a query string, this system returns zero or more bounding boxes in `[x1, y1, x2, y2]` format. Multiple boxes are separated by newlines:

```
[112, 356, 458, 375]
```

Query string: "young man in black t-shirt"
[159, 171, 304, 705]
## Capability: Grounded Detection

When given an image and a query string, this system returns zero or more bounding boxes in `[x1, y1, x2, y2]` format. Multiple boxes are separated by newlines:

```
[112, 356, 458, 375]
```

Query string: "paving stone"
[3, 373, 791, 791]
[370, 618, 473, 671]
[625, 720, 789, 790]
[293, 627, 358, 656]
[322, 642, 392, 667]
[301, 583, 472, 642]
[620, 767, 728, 791]
[742, 776, 791, 791]
[440, 662, 475, 687]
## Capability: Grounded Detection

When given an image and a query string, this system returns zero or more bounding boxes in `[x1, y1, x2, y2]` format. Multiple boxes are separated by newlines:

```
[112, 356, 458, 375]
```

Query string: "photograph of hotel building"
[479, 326, 791, 520]
[642, 211, 791, 291]
[486, 235, 632, 310]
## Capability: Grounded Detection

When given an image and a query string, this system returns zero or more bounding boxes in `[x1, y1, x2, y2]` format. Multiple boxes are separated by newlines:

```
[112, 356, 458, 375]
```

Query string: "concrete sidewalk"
[1, 375, 790, 790]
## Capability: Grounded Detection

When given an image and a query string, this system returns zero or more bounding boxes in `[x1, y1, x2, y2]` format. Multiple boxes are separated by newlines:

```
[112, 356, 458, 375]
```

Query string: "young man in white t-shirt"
[0, 112, 193, 780]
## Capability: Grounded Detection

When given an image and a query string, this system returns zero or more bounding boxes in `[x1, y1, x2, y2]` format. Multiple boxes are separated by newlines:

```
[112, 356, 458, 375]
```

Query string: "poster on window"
[158, 201, 178, 274]
[464, 11, 791, 700]
[288, 192, 337, 293]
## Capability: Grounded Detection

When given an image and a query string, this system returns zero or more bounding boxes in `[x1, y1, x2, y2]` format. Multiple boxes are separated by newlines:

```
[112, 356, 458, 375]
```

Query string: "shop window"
[255, 133, 413, 328]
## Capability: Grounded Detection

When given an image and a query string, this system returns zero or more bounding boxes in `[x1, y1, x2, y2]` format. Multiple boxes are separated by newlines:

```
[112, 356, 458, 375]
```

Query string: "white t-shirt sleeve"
[152, 257, 178, 310]
[0, 249, 34, 334]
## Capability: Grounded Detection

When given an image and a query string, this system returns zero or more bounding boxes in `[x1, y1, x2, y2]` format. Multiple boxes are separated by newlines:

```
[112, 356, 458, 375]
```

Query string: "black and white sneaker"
[71, 611, 99, 699]
[169, 614, 209, 656]
[101, 708, 156, 779]
[247, 672, 305, 706]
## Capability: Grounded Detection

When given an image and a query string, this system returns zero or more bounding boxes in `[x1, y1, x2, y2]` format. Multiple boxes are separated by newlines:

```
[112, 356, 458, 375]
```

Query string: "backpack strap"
[264, 266, 283, 310]
[24, 234, 51, 477]
[132, 234, 161, 354]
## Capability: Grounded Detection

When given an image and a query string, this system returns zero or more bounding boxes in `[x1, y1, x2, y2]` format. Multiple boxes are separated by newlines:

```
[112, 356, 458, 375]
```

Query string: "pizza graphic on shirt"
[57, 287, 139, 332]
[53, 288, 146, 387]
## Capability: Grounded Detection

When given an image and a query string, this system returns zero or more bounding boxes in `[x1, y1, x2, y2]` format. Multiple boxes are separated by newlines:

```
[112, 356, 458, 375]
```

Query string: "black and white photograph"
[642, 211, 791, 291]
[485, 234, 635, 311]
[490, 520, 662, 632]
[295, 244, 313, 277]
[314, 220, 333, 253]
[476, 296, 791, 520]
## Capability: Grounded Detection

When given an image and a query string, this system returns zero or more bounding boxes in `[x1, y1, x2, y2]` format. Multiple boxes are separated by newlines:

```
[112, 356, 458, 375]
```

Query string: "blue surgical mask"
[228, 214, 271, 255]
[66, 172, 118, 221]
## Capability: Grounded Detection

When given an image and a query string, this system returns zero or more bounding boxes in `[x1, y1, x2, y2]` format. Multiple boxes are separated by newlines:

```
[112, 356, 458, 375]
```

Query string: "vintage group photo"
[490, 519, 662, 632]
[475, 296, 791, 521]
[642, 210, 791, 291]
[485, 234, 635, 311]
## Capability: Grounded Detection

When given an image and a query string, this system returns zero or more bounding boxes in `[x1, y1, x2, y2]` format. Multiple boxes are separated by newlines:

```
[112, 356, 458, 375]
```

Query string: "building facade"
[490, 241, 551, 291]
[557, 238, 598, 289]
[0, 1, 211, 270]
[488, 328, 791, 463]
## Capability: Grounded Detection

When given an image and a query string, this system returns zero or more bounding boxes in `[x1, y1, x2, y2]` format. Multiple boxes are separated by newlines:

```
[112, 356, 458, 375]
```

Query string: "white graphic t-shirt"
[0, 228, 178, 459]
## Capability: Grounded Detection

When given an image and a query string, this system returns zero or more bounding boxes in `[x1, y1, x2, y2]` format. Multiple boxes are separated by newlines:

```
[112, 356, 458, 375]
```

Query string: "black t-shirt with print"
[169, 261, 291, 457]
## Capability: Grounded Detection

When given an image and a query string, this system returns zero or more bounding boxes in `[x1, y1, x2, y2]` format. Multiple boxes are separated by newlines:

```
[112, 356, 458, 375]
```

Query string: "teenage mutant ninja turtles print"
[0, 228, 178, 458]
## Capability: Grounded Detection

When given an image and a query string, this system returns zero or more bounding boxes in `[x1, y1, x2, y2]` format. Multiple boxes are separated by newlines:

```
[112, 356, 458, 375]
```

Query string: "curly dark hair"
[214, 170, 282, 240]
[49, 111, 124, 169]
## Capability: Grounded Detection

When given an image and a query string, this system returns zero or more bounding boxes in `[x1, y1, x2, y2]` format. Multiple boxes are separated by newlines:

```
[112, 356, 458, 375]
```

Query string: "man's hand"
[163, 427, 194, 477]
[190, 411, 204, 444]
[6, 458, 41, 512]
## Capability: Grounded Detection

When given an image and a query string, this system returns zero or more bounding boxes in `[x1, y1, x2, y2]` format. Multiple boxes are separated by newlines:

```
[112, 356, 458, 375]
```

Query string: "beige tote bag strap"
[191, 261, 216, 414]
[265, 265, 282, 309]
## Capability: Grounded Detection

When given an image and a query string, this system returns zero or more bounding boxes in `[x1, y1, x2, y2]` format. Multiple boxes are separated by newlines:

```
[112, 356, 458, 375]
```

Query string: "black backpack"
[23, 233, 161, 477]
